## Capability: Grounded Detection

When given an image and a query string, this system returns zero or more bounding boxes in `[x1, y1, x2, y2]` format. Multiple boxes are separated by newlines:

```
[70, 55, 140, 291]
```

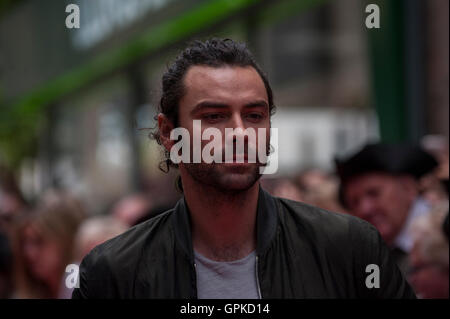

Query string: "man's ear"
[158, 113, 174, 152]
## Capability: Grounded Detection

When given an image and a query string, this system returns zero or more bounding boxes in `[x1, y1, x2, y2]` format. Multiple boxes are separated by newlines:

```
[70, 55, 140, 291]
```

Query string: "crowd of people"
[0, 172, 166, 299]
[0, 140, 448, 299]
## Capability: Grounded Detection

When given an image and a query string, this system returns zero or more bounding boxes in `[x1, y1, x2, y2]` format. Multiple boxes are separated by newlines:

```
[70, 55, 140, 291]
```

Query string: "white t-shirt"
[194, 250, 260, 299]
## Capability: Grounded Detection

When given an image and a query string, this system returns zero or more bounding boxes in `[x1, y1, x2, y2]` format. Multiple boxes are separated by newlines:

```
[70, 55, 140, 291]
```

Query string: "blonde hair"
[12, 190, 86, 298]
[33, 190, 86, 263]
[410, 201, 449, 268]
[74, 216, 127, 261]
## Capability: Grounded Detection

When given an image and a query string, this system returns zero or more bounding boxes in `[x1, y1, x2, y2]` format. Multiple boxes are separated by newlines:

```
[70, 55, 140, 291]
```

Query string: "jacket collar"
[171, 185, 278, 261]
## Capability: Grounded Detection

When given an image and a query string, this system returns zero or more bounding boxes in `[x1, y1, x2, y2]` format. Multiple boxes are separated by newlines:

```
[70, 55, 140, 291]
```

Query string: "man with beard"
[72, 38, 414, 299]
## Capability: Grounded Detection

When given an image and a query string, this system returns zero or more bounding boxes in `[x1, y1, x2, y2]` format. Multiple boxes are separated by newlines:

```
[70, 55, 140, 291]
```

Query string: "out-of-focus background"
[0, 0, 448, 299]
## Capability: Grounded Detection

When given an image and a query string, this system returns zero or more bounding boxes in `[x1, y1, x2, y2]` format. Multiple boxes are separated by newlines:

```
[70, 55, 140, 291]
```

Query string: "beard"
[179, 133, 271, 193]
[182, 161, 263, 194]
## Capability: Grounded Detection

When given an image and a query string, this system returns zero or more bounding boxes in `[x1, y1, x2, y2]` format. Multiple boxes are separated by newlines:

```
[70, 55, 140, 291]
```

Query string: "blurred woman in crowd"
[295, 168, 347, 214]
[420, 135, 449, 206]
[73, 216, 127, 262]
[260, 177, 304, 203]
[260, 169, 347, 215]
[0, 166, 28, 235]
[58, 215, 128, 298]
[11, 190, 85, 298]
[408, 201, 449, 298]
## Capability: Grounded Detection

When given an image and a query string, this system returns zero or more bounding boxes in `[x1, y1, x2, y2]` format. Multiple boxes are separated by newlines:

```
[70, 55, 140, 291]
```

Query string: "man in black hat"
[336, 143, 438, 274]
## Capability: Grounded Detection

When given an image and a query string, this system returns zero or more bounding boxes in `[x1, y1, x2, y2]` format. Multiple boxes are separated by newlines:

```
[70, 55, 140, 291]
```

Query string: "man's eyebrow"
[191, 101, 229, 115]
[243, 100, 269, 109]
[191, 100, 269, 114]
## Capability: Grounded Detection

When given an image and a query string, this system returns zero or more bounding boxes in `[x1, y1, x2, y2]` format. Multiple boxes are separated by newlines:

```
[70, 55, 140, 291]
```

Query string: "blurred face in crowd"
[0, 191, 22, 216]
[112, 194, 151, 227]
[409, 265, 449, 298]
[22, 223, 63, 282]
[344, 173, 418, 245]
[159, 65, 271, 192]
[408, 244, 449, 298]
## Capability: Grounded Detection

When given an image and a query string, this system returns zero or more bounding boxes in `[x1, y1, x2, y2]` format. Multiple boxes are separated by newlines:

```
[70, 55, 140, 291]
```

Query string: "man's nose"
[226, 113, 247, 141]
[229, 113, 245, 130]
[357, 197, 376, 219]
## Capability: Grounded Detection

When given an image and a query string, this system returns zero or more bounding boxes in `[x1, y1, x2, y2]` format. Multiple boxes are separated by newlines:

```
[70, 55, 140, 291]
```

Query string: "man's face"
[175, 65, 271, 192]
[344, 173, 417, 245]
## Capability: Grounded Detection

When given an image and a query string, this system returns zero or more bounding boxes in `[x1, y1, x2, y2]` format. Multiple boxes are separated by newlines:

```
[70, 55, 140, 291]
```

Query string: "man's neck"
[181, 173, 260, 262]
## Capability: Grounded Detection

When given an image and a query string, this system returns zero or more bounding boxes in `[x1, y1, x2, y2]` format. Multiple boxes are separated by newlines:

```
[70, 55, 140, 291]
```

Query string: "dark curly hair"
[151, 38, 276, 173]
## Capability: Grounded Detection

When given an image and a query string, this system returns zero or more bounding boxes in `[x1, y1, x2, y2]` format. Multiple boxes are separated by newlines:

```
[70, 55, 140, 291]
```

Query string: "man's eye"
[202, 113, 225, 122]
[246, 113, 264, 122]
[367, 188, 380, 198]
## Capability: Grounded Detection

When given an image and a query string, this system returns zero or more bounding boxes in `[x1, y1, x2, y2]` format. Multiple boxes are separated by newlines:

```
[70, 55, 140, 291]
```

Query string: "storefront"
[3, 0, 444, 213]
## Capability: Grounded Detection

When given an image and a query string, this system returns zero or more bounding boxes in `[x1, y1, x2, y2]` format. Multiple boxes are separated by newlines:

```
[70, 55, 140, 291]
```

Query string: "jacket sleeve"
[71, 252, 92, 299]
[350, 217, 416, 298]
[72, 246, 117, 299]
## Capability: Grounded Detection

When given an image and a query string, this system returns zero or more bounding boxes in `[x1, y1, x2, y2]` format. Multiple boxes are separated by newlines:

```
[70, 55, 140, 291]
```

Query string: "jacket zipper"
[193, 262, 198, 299]
[255, 255, 262, 299]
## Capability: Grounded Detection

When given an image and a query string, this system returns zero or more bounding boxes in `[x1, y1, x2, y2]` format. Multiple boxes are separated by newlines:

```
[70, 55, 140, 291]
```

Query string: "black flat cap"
[335, 143, 438, 185]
